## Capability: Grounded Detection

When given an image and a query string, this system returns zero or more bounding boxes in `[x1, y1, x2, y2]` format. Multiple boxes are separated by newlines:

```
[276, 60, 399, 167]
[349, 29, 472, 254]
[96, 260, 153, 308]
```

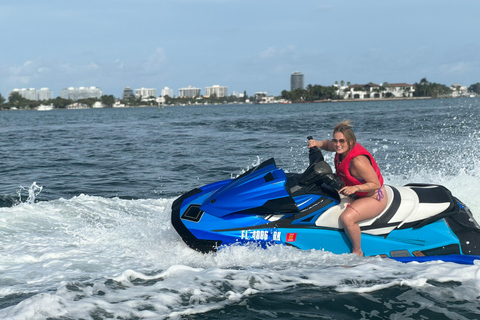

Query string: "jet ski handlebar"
[307, 136, 324, 165]
[300, 136, 345, 192]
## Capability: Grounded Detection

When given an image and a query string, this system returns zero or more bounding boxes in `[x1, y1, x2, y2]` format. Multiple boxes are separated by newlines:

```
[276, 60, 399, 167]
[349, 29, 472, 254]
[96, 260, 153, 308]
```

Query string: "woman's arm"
[339, 155, 381, 196]
[308, 139, 335, 152]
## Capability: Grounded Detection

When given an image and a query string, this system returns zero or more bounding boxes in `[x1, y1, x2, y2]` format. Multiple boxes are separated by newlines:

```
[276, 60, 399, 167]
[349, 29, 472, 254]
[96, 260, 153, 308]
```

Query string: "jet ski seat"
[315, 184, 459, 236]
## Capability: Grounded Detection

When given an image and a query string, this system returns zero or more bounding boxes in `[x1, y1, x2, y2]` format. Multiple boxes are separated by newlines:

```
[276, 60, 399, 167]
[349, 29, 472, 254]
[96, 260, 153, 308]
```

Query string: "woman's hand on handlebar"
[339, 186, 357, 197]
[308, 139, 319, 149]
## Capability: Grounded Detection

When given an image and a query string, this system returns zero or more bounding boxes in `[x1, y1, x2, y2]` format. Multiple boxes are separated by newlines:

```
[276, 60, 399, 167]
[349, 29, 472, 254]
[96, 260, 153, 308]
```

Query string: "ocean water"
[0, 98, 480, 319]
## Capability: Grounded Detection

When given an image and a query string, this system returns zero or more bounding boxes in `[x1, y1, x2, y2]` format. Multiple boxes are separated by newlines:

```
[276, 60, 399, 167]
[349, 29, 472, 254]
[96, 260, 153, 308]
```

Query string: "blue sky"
[1, 0, 479, 98]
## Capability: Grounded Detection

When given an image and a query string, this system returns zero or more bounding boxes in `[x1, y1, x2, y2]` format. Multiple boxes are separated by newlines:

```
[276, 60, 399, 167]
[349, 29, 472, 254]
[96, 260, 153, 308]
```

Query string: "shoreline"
[296, 96, 433, 103]
[3, 96, 477, 111]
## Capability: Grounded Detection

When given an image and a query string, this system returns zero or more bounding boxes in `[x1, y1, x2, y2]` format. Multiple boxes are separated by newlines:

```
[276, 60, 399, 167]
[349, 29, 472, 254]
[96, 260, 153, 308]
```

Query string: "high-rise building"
[60, 87, 103, 100]
[178, 85, 201, 98]
[205, 85, 228, 98]
[21, 88, 37, 100]
[9, 88, 53, 101]
[9, 88, 36, 100]
[135, 88, 157, 99]
[161, 87, 173, 97]
[36, 88, 53, 101]
[122, 87, 134, 99]
[291, 72, 304, 91]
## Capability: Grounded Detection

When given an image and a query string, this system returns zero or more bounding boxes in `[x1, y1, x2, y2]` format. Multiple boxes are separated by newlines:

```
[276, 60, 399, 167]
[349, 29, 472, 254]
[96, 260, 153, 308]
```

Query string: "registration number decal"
[240, 230, 282, 241]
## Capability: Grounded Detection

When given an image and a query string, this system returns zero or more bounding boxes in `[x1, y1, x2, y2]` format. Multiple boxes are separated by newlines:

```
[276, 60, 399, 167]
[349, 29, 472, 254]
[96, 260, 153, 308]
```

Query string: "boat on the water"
[37, 104, 54, 111]
[171, 141, 480, 264]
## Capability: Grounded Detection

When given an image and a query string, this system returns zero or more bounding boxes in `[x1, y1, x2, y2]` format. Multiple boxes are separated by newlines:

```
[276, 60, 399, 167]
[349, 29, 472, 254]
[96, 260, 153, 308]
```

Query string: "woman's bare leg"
[340, 188, 388, 256]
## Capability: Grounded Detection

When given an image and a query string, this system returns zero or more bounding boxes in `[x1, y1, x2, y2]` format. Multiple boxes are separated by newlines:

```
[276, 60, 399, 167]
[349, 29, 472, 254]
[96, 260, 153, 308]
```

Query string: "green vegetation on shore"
[281, 84, 340, 102]
[412, 78, 452, 98]
[280, 78, 477, 103]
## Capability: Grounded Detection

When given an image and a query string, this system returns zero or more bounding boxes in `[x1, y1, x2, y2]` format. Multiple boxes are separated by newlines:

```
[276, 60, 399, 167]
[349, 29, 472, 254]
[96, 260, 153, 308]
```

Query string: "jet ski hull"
[171, 158, 480, 264]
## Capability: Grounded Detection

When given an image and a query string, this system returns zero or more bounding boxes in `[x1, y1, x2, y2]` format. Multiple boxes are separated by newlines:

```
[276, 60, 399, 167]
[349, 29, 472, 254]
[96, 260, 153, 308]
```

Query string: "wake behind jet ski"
[171, 138, 480, 264]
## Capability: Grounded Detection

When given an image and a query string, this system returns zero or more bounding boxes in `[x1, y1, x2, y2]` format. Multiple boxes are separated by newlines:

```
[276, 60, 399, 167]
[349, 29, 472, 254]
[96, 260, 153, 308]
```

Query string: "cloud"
[280, 45, 296, 55]
[260, 47, 277, 59]
[259, 45, 297, 59]
[114, 59, 124, 69]
[439, 61, 472, 76]
[60, 63, 75, 74]
[9, 60, 34, 75]
[143, 47, 167, 73]
[6, 61, 38, 87]
[0, 46, 172, 95]
[87, 62, 99, 69]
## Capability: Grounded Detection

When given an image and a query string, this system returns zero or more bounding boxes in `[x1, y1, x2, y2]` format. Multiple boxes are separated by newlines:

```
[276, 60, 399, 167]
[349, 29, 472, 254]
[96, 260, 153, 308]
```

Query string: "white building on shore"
[37, 88, 53, 101]
[179, 85, 201, 98]
[161, 87, 174, 97]
[205, 85, 228, 98]
[337, 83, 415, 99]
[9, 88, 53, 101]
[60, 87, 102, 100]
[450, 84, 469, 97]
[135, 88, 157, 99]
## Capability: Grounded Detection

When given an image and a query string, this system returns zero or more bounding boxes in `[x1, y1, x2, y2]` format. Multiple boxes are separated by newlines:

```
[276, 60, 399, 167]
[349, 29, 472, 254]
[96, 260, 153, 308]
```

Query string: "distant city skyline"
[3, 75, 478, 102]
[5, 75, 478, 102]
[1, 0, 479, 99]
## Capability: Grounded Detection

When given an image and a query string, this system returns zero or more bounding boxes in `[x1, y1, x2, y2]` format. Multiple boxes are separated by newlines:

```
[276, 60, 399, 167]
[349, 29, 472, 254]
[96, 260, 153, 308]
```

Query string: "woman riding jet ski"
[171, 136, 480, 264]
[308, 120, 388, 257]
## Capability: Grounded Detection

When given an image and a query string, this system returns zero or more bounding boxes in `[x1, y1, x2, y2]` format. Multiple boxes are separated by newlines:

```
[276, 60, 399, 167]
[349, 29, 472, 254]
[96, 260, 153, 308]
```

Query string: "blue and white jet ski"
[171, 140, 480, 264]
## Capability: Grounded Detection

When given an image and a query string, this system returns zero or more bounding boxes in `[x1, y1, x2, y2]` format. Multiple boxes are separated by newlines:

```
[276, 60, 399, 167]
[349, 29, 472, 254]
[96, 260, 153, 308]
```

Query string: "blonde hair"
[333, 120, 356, 150]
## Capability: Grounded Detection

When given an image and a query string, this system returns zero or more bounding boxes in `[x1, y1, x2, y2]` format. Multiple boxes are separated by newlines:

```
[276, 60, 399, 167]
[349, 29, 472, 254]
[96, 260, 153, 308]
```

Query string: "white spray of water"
[16, 182, 43, 205]
[1, 193, 480, 319]
[3, 141, 480, 318]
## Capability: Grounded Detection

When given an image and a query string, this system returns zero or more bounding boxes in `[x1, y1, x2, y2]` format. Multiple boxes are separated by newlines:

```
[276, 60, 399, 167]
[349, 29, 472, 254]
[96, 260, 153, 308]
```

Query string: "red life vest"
[334, 143, 384, 197]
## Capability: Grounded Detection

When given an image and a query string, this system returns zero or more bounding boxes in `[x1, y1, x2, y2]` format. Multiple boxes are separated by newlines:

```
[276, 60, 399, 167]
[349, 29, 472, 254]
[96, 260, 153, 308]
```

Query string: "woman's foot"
[352, 250, 364, 257]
